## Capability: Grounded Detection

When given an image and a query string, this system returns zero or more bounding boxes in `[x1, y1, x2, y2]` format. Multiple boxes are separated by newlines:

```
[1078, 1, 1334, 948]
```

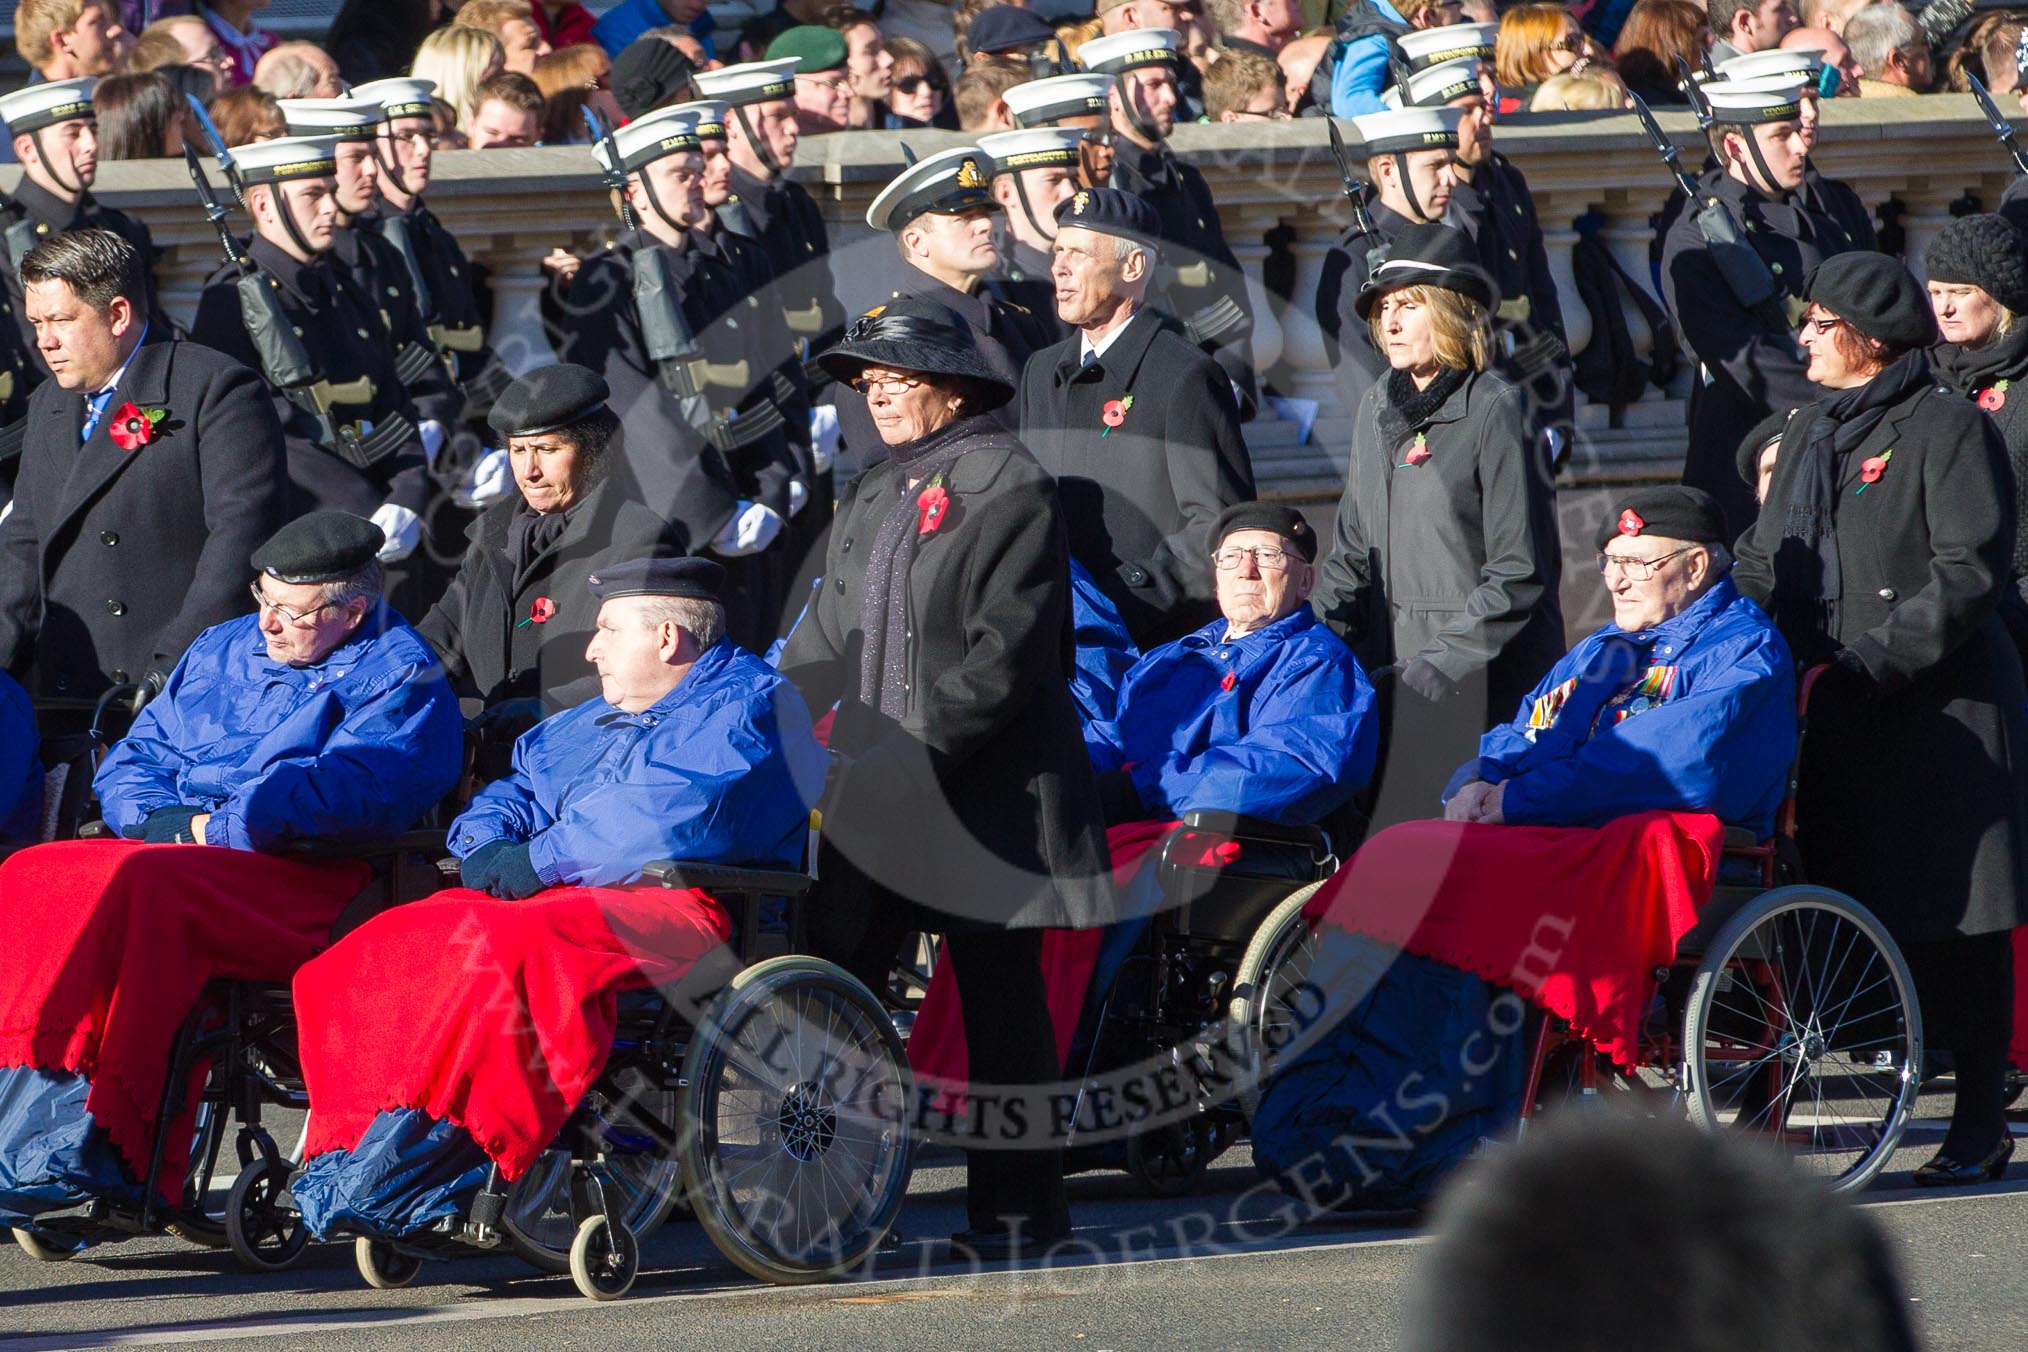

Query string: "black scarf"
[1930, 321, 2028, 401]
[857, 414, 991, 719]
[1377, 365, 1469, 454]
[1775, 350, 1932, 658]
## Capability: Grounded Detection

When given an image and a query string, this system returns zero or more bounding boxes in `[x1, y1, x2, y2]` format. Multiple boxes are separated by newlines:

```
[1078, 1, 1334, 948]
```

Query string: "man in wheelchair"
[0, 513, 463, 1235]
[0, 670, 37, 843]
[289, 556, 827, 1242]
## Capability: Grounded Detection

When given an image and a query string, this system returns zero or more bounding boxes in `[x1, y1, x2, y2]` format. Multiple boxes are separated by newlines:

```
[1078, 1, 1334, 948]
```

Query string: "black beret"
[612, 36, 697, 120]
[252, 511, 385, 584]
[1804, 251, 1937, 351]
[1053, 187, 1163, 253]
[1214, 501, 1318, 563]
[1924, 213, 2028, 317]
[968, 5, 1057, 55]
[488, 364, 611, 440]
[1594, 486, 1729, 552]
[587, 555, 726, 602]
[1735, 408, 1791, 489]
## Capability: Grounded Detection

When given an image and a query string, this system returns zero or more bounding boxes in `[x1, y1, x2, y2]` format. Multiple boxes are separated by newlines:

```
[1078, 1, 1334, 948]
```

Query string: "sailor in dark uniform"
[545, 106, 800, 647]
[833, 145, 1059, 475]
[1082, 28, 1259, 419]
[188, 135, 432, 566]
[1313, 104, 1463, 419]
[1660, 75, 1856, 536]
[1001, 71, 1117, 192]
[1717, 49, 1876, 251]
[978, 125, 1082, 333]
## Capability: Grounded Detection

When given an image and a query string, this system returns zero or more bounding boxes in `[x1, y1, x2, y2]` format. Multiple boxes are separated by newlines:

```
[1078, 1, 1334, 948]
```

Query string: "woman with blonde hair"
[411, 24, 505, 133]
[531, 42, 620, 143]
[1315, 222, 1564, 825]
[1495, 3, 1593, 111]
[1528, 65, 1630, 110]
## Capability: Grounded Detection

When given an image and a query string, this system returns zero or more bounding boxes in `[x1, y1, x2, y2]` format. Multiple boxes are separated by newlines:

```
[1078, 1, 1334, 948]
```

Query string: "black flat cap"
[1215, 501, 1318, 562]
[817, 298, 1016, 409]
[1355, 221, 1498, 319]
[968, 5, 1057, 55]
[1054, 187, 1163, 253]
[612, 36, 697, 120]
[1595, 486, 1729, 551]
[253, 511, 385, 584]
[1805, 252, 1937, 351]
[488, 364, 611, 440]
[588, 555, 726, 601]
[1924, 213, 2028, 317]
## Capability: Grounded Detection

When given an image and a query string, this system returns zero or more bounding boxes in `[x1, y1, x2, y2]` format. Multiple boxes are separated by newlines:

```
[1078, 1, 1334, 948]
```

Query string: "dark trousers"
[1904, 932, 2015, 1157]
[810, 850, 1071, 1240]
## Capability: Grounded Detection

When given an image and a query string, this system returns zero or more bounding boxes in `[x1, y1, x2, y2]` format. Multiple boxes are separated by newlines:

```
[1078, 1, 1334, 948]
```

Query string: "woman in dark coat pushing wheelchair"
[1734, 251, 2028, 1185]
[777, 299, 1114, 1260]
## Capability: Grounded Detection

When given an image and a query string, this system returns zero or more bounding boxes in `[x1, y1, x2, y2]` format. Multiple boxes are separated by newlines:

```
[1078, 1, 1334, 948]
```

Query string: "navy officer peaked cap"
[588, 556, 726, 602]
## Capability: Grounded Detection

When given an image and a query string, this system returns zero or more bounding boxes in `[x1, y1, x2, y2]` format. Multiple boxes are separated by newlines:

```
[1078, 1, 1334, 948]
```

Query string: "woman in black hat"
[1926, 212, 2028, 660]
[776, 299, 1112, 1258]
[1735, 251, 2028, 1185]
[1313, 221, 1565, 828]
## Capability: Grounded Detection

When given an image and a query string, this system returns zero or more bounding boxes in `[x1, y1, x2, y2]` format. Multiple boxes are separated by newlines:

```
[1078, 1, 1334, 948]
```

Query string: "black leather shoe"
[1912, 1136, 2014, 1187]
[947, 1229, 1069, 1262]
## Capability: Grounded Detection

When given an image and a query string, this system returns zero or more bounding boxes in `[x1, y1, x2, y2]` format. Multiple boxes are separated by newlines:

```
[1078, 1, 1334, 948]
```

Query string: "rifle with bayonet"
[1968, 74, 2028, 179]
[1325, 117, 1388, 270]
[1629, 91, 1787, 329]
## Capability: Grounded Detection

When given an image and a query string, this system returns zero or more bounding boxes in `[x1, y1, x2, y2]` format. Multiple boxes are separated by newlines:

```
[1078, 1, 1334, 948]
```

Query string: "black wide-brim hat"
[1354, 221, 1499, 319]
[817, 299, 1016, 410]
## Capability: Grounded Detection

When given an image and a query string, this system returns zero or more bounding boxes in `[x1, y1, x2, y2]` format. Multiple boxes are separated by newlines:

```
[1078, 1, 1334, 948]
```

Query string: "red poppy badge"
[107, 402, 167, 452]
[1101, 395, 1133, 437]
[917, 481, 951, 535]
[1618, 509, 1645, 537]
[1979, 380, 2010, 412]
[517, 596, 557, 629]
[1856, 448, 1893, 493]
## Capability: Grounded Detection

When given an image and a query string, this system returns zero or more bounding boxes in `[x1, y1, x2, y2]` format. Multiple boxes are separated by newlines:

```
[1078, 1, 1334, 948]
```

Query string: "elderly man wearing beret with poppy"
[1443, 486, 1797, 834]
[289, 555, 829, 1242]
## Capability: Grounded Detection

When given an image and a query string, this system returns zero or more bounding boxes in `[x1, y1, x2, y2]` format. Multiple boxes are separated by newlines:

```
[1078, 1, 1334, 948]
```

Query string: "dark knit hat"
[611, 38, 697, 120]
[1805, 252, 1937, 351]
[1594, 486, 1729, 552]
[488, 364, 610, 439]
[1924, 213, 2028, 317]
[1214, 502, 1318, 562]
[253, 512, 385, 583]
[588, 556, 726, 601]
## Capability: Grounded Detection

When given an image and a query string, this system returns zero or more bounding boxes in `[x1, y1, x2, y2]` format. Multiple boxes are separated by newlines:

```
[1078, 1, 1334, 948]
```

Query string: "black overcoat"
[417, 477, 689, 710]
[776, 423, 1115, 931]
[1733, 380, 2028, 943]
[0, 340, 286, 699]
[1931, 327, 2028, 655]
[1016, 307, 1258, 649]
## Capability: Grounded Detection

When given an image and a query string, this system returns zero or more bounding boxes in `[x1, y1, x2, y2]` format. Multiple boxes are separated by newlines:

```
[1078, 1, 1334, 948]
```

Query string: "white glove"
[418, 419, 446, 470]
[454, 447, 514, 509]
[711, 500, 785, 557]
[788, 478, 810, 517]
[370, 502, 424, 563]
[809, 405, 839, 474]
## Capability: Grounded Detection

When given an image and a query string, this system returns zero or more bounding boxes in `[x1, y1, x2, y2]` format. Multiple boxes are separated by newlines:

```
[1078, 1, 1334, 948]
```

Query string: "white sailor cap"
[694, 59, 800, 108]
[664, 99, 730, 140]
[1078, 27, 1182, 76]
[591, 106, 702, 175]
[865, 145, 999, 232]
[1398, 23, 1497, 71]
[0, 79, 96, 137]
[1701, 76, 1812, 124]
[351, 77, 438, 121]
[976, 126, 1086, 174]
[233, 134, 342, 187]
[1718, 47, 1823, 83]
[277, 97, 382, 139]
[1350, 104, 1463, 155]
[1002, 72, 1111, 127]
[1395, 57, 1486, 109]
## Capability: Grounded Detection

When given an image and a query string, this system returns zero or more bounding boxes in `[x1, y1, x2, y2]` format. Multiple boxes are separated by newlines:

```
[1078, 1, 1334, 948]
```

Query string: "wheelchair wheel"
[1683, 885, 1922, 1193]
[11, 1227, 83, 1262]
[355, 1236, 423, 1289]
[1123, 1116, 1228, 1197]
[1230, 882, 1329, 1120]
[225, 1155, 308, 1272]
[678, 956, 913, 1285]
[568, 1214, 639, 1301]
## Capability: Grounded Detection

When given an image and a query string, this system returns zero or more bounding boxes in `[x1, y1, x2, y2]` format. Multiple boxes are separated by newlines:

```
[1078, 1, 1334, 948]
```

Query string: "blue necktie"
[81, 389, 115, 443]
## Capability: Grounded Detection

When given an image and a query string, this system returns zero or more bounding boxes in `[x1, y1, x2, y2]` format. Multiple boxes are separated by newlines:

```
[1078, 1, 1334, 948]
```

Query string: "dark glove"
[138, 804, 203, 843]
[468, 697, 545, 739]
[483, 842, 545, 900]
[459, 838, 512, 891]
[1398, 657, 1458, 704]
[1094, 768, 1146, 825]
[1816, 649, 1877, 706]
[128, 670, 166, 716]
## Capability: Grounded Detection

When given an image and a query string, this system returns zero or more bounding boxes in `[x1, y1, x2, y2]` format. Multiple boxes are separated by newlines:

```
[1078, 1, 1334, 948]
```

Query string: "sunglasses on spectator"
[894, 74, 940, 95]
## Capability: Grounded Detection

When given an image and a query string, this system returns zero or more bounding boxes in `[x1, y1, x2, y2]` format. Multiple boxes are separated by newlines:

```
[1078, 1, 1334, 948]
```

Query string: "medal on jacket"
[1398, 431, 1431, 469]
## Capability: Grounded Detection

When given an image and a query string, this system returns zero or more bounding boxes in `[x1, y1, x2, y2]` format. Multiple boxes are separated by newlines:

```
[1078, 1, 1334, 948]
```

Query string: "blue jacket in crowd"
[1329, 0, 1409, 117]
[1443, 577, 1797, 834]
[94, 610, 463, 851]
[1090, 608, 1378, 825]
[1, 671, 39, 841]
[450, 638, 828, 887]
[1071, 559, 1139, 756]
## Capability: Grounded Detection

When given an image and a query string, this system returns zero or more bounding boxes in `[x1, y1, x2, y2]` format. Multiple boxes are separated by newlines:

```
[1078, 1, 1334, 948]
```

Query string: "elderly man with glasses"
[1442, 487, 1795, 832]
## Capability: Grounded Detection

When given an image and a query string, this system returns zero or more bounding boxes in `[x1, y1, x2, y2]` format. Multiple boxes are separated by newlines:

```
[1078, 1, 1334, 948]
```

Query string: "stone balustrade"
[8, 95, 2018, 502]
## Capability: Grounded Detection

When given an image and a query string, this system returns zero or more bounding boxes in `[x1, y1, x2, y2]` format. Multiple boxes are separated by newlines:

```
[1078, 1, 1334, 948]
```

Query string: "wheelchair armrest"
[1179, 809, 1331, 853]
[77, 819, 116, 840]
[640, 859, 814, 896]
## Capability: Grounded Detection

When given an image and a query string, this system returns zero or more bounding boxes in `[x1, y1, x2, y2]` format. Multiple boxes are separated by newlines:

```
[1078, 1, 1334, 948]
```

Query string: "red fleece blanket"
[1302, 812, 1725, 1066]
[906, 821, 1174, 1090]
[0, 840, 369, 1183]
[296, 885, 731, 1181]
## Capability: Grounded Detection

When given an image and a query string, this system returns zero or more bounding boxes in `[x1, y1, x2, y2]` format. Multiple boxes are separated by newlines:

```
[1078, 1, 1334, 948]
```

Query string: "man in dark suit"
[1018, 188, 1257, 650]
[0, 229, 285, 713]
